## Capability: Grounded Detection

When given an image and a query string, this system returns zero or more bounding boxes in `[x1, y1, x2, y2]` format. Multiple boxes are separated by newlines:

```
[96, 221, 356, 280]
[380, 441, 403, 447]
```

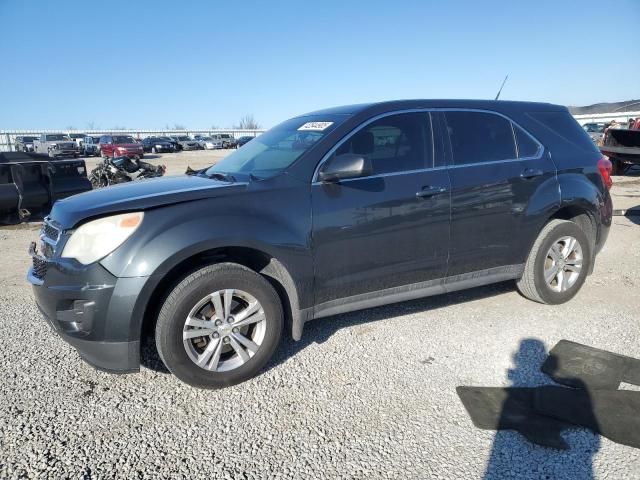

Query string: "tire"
[155, 263, 283, 389]
[152, 147, 157, 154]
[516, 219, 591, 305]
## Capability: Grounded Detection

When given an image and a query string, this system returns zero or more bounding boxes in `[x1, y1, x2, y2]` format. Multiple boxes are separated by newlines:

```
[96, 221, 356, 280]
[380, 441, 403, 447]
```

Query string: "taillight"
[597, 156, 613, 190]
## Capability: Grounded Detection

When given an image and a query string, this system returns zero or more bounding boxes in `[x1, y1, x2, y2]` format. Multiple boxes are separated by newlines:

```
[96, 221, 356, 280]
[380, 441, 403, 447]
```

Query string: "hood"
[50, 175, 247, 228]
[114, 143, 142, 149]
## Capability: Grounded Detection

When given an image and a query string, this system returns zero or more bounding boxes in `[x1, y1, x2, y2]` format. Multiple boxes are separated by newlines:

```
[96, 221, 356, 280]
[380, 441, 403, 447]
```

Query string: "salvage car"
[81, 135, 102, 156]
[33, 133, 79, 158]
[141, 137, 174, 154]
[211, 133, 236, 149]
[172, 135, 202, 151]
[13, 136, 38, 152]
[197, 136, 222, 150]
[67, 133, 86, 149]
[99, 135, 144, 159]
[236, 135, 255, 147]
[27, 100, 613, 389]
[583, 122, 606, 144]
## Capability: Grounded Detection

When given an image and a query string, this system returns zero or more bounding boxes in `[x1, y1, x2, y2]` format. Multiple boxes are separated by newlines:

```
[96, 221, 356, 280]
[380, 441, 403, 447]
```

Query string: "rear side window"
[445, 111, 516, 165]
[333, 112, 432, 175]
[514, 126, 541, 158]
[526, 111, 598, 153]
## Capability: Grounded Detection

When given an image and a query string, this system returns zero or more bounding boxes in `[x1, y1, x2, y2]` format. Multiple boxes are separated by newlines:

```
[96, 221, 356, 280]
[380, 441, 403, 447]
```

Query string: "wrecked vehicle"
[89, 156, 166, 188]
[27, 100, 612, 389]
[13, 136, 38, 152]
[33, 133, 79, 158]
[0, 151, 91, 224]
[599, 126, 640, 174]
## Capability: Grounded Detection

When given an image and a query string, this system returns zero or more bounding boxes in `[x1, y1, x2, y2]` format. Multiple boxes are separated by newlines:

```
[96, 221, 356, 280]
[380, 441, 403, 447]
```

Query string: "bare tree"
[173, 123, 187, 130]
[210, 124, 219, 130]
[85, 121, 96, 130]
[65, 125, 76, 131]
[111, 125, 126, 130]
[235, 114, 260, 130]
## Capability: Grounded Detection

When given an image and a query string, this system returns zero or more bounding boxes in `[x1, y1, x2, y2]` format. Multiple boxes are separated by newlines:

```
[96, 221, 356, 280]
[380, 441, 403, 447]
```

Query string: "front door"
[311, 111, 451, 311]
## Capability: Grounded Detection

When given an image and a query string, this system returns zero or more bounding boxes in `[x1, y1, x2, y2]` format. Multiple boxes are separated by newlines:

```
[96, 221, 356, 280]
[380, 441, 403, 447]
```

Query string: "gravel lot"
[0, 170, 639, 479]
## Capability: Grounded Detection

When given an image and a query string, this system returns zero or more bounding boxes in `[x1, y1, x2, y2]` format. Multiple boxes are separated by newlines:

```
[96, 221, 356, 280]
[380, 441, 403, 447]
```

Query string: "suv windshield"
[178, 136, 190, 141]
[113, 136, 136, 144]
[206, 116, 342, 179]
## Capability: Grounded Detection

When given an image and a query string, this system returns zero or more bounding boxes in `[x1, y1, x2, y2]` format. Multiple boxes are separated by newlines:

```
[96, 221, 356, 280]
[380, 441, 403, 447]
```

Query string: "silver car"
[197, 136, 222, 150]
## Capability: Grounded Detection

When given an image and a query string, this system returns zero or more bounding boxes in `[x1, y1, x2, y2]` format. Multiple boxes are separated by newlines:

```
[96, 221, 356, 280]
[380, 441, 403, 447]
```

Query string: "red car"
[99, 135, 144, 159]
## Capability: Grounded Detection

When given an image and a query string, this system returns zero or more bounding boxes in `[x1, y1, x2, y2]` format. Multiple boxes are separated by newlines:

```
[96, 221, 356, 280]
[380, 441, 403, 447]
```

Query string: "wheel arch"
[136, 245, 303, 352]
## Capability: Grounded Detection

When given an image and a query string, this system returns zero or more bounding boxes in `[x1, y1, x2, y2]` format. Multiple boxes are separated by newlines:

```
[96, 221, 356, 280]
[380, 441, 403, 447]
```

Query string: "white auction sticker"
[298, 122, 333, 131]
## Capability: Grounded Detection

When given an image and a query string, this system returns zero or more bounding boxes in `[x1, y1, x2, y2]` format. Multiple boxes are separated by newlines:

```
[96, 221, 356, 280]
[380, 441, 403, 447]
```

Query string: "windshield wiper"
[205, 171, 236, 182]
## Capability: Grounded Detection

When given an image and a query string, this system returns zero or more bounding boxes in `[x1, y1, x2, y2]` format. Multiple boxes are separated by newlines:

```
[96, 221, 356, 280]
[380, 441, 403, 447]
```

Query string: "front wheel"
[517, 219, 591, 304]
[155, 263, 283, 389]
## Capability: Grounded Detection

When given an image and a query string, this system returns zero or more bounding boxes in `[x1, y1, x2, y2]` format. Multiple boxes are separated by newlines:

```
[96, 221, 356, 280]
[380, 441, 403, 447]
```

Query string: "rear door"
[442, 110, 557, 276]
[311, 111, 451, 310]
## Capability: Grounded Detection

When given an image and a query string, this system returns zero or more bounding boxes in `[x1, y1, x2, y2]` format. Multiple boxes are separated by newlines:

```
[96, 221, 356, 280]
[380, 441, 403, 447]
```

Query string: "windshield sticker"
[298, 122, 333, 131]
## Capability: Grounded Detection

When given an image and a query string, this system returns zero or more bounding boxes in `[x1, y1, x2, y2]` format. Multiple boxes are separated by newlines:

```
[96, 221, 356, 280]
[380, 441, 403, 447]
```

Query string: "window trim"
[312, 109, 435, 184]
[440, 108, 544, 168]
[312, 108, 543, 182]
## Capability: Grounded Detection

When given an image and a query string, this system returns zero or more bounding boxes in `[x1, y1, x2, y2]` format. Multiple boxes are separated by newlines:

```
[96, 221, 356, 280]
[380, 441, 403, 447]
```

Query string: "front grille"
[32, 256, 48, 280]
[42, 222, 60, 244]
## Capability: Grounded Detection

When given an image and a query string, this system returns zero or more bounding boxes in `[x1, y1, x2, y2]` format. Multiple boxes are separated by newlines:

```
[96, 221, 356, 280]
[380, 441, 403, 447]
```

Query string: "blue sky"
[0, 0, 638, 130]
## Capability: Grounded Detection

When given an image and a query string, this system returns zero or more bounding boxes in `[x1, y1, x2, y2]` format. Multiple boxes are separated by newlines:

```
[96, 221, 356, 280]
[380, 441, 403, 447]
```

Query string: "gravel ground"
[0, 174, 639, 478]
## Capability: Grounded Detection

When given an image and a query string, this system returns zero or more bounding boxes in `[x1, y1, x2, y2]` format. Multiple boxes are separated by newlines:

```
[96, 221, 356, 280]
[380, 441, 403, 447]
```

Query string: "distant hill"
[569, 100, 640, 115]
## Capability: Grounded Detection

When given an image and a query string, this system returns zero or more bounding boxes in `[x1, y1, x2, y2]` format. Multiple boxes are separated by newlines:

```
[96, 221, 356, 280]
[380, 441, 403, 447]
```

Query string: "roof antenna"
[494, 75, 509, 100]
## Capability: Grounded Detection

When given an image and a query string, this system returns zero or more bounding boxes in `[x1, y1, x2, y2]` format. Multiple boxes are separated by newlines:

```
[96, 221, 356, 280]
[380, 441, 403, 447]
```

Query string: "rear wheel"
[517, 219, 591, 304]
[155, 263, 283, 389]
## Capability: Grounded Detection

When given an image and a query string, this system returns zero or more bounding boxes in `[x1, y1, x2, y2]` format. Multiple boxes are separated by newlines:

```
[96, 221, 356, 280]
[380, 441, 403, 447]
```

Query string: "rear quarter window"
[526, 111, 598, 153]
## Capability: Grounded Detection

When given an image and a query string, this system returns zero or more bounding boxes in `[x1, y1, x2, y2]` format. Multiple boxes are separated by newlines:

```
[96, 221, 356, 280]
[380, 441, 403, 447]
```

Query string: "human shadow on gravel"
[482, 339, 599, 480]
[140, 280, 514, 374]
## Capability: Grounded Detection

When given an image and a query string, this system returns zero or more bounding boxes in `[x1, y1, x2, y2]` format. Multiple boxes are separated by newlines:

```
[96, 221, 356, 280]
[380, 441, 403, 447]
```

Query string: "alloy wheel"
[544, 236, 583, 292]
[182, 289, 266, 372]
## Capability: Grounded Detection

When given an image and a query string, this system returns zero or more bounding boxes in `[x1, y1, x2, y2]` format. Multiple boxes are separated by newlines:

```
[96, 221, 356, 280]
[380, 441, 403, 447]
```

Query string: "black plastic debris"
[543, 340, 640, 390]
[458, 340, 640, 450]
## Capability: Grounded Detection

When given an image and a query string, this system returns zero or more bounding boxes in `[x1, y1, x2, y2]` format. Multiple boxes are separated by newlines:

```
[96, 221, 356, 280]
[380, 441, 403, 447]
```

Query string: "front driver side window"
[331, 112, 432, 176]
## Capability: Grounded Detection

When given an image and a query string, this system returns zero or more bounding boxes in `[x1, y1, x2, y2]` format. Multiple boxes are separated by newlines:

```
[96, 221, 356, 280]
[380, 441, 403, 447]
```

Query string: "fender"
[99, 188, 314, 342]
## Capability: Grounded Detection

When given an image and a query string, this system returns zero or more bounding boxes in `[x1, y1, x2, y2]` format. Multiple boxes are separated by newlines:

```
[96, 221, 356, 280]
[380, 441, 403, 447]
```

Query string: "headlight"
[61, 212, 144, 265]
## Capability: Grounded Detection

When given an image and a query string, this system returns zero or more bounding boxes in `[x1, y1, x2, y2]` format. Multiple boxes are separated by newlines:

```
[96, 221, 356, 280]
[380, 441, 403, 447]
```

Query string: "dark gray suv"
[28, 100, 613, 388]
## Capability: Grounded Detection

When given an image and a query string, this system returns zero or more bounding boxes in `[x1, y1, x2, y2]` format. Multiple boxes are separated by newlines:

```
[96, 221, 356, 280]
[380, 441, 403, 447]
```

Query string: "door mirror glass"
[318, 153, 372, 183]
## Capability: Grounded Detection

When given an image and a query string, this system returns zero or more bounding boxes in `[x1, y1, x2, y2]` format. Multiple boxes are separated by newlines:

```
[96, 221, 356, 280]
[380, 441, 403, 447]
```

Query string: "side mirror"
[318, 154, 372, 183]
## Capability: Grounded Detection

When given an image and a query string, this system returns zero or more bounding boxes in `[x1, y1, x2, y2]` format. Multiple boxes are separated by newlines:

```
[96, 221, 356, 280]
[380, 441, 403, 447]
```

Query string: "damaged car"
[28, 100, 612, 389]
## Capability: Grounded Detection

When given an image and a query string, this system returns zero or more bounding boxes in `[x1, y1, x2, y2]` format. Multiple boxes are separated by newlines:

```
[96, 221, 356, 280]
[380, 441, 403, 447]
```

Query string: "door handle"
[416, 186, 447, 198]
[520, 168, 544, 179]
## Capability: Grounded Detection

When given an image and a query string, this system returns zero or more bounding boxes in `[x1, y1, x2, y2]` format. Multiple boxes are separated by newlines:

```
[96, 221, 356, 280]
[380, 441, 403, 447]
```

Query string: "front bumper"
[181, 144, 201, 150]
[51, 149, 78, 157]
[28, 246, 147, 373]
